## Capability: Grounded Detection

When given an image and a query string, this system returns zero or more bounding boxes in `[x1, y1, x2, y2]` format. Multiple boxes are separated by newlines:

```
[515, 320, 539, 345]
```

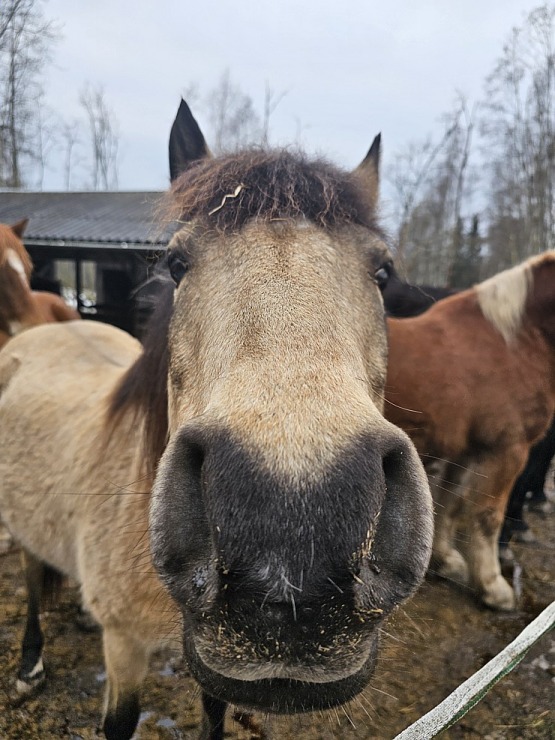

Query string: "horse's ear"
[11, 218, 29, 238]
[352, 134, 381, 210]
[169, 99, 211, 182]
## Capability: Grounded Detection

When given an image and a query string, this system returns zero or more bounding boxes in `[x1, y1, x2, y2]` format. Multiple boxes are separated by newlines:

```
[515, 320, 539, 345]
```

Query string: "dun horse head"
[144, 101, 433, 713]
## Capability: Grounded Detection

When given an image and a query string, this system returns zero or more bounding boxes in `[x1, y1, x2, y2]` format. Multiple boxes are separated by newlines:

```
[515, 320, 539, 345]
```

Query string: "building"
[0, 191, 173, 337]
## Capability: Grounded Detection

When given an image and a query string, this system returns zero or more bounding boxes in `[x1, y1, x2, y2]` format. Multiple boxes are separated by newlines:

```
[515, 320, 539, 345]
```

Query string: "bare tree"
[261, 82, 287, 147]
[481, 4, 555, 272]
[33, 92, 58, 189]
[205, 69, 261, 153]
[388, 135, 442, 270]
[60, 119, 82, 190]
[0, 0, 25, 46]
[79, 83, 119, 190]
[0, 0, 59, 187]
[388, 97, 478, 285]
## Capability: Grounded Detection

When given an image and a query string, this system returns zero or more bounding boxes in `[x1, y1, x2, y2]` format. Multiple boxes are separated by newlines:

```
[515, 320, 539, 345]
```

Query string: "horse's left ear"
[11, 218, 29, 238]
[169, 99, 211, 182]
[352, 134, 381, 210]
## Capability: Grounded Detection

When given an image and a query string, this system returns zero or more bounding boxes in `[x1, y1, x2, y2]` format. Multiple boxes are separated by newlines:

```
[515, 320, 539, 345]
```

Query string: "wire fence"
[394, 600, 555, 739]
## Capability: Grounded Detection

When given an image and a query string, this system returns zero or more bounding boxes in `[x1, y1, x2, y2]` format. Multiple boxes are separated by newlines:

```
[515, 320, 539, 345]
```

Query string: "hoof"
[528, 499, 553, 516]
[512, 528, 537, 544]
[498, 544, 515, 564]
[434, 550, 469, 585]
[481, 577, 516, 611]
[11, 665, 46, 706]
[0, 530, 15, 555]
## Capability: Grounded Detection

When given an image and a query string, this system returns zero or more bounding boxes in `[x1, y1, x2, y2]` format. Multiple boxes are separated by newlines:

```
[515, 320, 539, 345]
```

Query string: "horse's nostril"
[186, 441, 205, 479]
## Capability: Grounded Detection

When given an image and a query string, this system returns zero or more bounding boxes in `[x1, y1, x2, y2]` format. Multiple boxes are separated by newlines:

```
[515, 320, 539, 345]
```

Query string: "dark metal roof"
[0, 191, 171, 248]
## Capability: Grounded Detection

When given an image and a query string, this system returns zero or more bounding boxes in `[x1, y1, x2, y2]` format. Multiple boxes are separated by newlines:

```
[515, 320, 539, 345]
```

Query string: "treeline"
[389, 4, 555, 286]
[1, 1, 554, 286]
[0, 0, 119, 190]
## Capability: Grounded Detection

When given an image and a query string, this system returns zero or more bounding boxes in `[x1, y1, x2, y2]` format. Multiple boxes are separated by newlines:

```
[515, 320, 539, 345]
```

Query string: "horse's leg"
[499, 468, 530, 554]
[102, 628, 149, 740]
[429, 462, 469, 584]
[17, 549, 61, 694]
[459, 447, 528, 611]
[200, 692, 227, 740]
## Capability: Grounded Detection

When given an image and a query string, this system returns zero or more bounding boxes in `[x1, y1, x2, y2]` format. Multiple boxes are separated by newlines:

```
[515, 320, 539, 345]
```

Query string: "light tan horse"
[0, 219, 80, 349]
[0, 218, 80, 554]
[0, 100, 433, 740]
[385, 252, 555, 611]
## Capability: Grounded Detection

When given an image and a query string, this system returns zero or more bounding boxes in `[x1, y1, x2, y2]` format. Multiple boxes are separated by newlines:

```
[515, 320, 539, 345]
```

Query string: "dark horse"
[381, 265, 456, 317]
[499, 416, 555, 552]
[0, 101, 433, 739]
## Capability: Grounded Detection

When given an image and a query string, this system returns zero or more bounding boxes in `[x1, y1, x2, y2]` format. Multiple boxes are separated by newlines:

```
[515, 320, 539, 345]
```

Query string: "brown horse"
[0, 100, 433, 740]
[0, 219, 80, 349]
[385, 252, 555, 610]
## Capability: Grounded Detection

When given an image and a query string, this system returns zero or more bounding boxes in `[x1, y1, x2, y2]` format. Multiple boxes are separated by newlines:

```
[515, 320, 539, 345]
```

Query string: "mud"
[0, 503, 553, 740]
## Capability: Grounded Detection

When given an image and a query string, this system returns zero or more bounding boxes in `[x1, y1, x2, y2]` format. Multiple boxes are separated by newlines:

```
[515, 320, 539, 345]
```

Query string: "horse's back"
[0, 320, 140, 376]
[33, 291, 82, 323]
[0, 320, 142, 577]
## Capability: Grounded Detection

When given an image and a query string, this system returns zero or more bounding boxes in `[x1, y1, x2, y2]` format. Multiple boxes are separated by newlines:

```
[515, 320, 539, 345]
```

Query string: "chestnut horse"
[385, 252, 555, 610]
[0, 100, 433, 740]
[381, 268, 554, 558]
[0, 219, 79, 349]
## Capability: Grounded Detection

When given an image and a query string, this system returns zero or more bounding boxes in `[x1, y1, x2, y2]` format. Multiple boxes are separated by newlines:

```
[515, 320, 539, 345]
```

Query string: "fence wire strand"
[394, 600, 555, 739]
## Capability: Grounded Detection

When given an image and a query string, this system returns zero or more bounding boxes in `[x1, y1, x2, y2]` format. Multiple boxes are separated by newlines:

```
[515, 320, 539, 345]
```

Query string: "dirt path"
[0, 503, 553, 740]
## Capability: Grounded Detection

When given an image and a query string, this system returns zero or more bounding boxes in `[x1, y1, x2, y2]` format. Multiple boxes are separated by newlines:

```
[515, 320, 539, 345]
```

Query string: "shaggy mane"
[162, 149, 379, 233]
[476, 251, 555, 342]
[108, 282, 173, 475]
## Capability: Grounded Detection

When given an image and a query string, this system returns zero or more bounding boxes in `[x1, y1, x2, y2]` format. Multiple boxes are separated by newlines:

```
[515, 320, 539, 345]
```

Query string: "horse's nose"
[152, 419, 432, 620]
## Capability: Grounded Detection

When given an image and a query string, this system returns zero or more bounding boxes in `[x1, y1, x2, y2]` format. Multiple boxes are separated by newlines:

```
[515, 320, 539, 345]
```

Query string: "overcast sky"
[42, 0, 541, 201]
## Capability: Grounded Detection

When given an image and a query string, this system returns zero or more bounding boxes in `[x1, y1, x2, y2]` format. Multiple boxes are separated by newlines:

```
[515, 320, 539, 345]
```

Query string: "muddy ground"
[0, 500, 553, 740]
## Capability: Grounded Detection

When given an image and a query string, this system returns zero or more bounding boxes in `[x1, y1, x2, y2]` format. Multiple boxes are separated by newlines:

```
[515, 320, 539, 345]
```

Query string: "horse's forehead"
[172, 218, 384, 264]
[5, 249, 28, 284]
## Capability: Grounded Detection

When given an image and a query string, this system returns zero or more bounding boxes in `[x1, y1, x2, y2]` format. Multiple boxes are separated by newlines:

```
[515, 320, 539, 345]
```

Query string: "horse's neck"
[13, 294, 44, 330]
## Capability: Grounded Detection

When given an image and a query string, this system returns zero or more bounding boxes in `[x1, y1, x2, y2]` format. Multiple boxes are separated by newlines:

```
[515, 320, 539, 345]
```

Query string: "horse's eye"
[168, 250, 189, 285]
[374, 265, 390, 290]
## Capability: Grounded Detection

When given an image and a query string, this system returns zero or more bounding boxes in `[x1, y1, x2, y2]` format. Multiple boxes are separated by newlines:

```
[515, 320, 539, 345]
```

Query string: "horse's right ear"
[352, 133, 381, 212]
[169, 99, 211, 182]
[11, 218, 29, 238]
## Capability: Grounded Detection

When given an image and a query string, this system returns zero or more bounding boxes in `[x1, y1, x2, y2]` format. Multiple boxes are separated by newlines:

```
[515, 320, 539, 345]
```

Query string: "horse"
[385, 252, 555, 609]
[0, 219, 80, 349]
[382, 266, 555, 560]
[385, 252, 555, 611]
[381, 264, 456, 317]
[0, 99, 433, 740]
[0, 219, 80, 553]
[499, 415, 555, 553]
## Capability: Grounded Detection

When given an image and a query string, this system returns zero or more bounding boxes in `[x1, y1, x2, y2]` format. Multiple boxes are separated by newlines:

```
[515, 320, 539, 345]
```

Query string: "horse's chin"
[183, 627, 379, 714]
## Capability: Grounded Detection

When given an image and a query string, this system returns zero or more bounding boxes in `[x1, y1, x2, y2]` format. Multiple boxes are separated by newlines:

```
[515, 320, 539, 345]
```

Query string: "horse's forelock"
[162, 150, 379, 235]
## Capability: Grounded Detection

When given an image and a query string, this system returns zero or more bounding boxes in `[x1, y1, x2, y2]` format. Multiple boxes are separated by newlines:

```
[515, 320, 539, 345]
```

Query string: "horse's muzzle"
[150, 421, 433, 711]
[182, 616, 380, 713]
